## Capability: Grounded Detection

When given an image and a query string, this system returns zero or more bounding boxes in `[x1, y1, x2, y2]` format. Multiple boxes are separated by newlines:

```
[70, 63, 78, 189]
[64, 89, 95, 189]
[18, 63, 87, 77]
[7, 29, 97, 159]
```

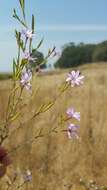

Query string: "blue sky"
[0, 0, 107, 71]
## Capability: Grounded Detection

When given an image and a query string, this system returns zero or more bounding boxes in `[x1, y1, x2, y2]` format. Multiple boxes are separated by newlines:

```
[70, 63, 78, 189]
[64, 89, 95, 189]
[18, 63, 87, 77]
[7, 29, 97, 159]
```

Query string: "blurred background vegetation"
[55, 40, 107, 68]
[1, 40, 107, 80]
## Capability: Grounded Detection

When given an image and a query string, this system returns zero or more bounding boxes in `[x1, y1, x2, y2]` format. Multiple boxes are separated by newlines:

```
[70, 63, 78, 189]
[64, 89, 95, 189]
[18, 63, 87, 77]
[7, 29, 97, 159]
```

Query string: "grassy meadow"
[0, 63, 107, 189]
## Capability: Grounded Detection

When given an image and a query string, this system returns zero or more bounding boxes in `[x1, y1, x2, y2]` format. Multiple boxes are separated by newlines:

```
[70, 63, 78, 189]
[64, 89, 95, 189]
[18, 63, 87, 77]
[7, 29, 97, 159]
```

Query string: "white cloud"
[37, 24, 107, 32]
[1, 24, 107, 33]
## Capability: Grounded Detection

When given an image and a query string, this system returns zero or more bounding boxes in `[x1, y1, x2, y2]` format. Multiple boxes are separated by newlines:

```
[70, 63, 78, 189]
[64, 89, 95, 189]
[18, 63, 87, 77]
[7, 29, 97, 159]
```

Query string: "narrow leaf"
[10, 112, 21, 122]
[32, 14, 35, 33]
[19, 0, 24, 10]
[19, 0, 25, 19]
[36, 38, 44, 50]
[13, 59, 17, 79]
[42, 102, 54, 112]
[13, 9, 27, 27]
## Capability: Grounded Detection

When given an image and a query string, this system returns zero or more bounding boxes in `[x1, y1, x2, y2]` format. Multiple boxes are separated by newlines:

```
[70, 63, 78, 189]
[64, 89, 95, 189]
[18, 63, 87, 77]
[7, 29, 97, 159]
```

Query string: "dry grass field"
[0, 63, 107, 189]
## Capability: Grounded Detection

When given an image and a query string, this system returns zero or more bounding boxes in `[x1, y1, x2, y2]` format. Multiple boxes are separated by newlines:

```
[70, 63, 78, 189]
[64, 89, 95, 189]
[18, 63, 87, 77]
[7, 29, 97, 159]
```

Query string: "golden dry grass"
[0, 63, 107, 190]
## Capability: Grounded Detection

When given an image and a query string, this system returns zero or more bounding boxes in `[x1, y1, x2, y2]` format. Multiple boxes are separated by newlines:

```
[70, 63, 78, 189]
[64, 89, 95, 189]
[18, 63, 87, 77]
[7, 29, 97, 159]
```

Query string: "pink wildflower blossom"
[66, 70, 84, 87]
[23, 170, 32, 182]
[23, 52, 37, 62]
[67, 124, 80, 139]
[66, 107, 80, 121]
[21, 29, 34, 39]
[20, 70, 32, 91]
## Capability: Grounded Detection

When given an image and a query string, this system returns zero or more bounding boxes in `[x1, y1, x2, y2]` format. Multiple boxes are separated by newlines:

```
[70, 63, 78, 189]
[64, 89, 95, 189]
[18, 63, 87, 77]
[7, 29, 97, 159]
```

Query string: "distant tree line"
[55, 41, 107, 68]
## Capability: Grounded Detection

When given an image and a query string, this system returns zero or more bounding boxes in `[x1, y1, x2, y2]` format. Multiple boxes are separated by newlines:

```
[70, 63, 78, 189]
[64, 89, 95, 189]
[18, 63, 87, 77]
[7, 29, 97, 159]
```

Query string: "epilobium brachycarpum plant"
[0, 0, 84, 188]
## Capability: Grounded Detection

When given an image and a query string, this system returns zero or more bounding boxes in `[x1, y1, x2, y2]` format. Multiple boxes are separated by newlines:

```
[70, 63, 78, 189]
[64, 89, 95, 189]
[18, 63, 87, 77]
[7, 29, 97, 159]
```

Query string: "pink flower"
[24, 52, 30, 59]
[20, 70, 32, 91]
[23, 52, 37, 62]
[23, 170, 32, 182]
[66, 70, 84, 87]
[67, 124, 80, 139]
[21, 29, 34, 39]
[66, 107, 80, 121]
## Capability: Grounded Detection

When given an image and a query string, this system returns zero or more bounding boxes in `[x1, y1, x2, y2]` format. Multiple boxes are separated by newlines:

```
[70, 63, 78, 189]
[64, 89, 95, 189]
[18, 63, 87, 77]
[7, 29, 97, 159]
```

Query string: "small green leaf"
[19, 0, 24, 10]
[34, 104, 45, 117]
[20, 40, 24, 51]
[42, 102, 54, 112]
[20, 59, 28, 68]
[15, 30, 24, 51]
[13, 9, 27, 27]
[48, 46, 56, 56]
[36, 38, 44, 50]
[33, 101, 54, 118]
[13, 59, 17, 78]
[15, 30, 21, 45]
[32, 14, 35, 33]
[10, 112, 21, 122]
[59, 82, 69, 92]
[19, 0, 25, 19]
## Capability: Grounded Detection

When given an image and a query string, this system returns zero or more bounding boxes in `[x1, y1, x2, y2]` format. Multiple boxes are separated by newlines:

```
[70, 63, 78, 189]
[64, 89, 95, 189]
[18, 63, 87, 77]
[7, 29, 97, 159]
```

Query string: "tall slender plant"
[0, 0, 84, 188]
